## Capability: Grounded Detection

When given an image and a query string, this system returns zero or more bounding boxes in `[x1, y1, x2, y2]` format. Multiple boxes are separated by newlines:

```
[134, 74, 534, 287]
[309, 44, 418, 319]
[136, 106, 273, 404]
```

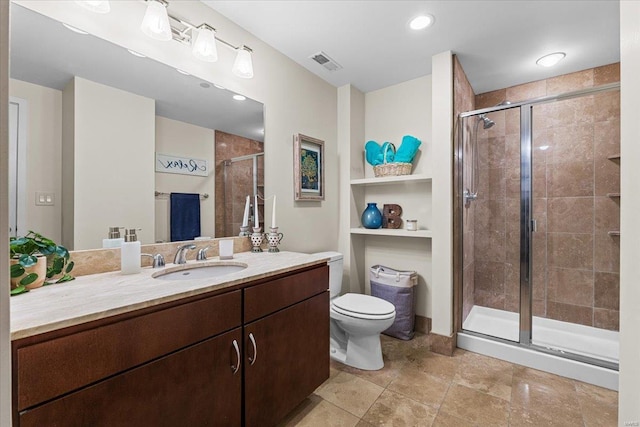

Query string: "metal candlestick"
[266, 227, 284, 253]
[250, 227, 264, 252]
[239, 225, 250, 237]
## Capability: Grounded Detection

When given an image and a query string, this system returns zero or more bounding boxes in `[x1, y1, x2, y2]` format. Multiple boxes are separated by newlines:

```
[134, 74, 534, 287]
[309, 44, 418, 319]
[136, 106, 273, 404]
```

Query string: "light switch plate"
[35, 192, 55, 206]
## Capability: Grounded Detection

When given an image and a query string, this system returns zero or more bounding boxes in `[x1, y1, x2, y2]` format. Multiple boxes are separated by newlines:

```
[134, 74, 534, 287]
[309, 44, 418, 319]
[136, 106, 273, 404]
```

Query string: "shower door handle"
[531, 219, 537, 232]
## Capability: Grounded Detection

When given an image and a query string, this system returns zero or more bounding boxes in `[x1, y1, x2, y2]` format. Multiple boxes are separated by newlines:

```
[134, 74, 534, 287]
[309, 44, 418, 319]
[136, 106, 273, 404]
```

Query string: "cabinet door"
[244, 292, 329, 427]
[19, 328, 243, 427]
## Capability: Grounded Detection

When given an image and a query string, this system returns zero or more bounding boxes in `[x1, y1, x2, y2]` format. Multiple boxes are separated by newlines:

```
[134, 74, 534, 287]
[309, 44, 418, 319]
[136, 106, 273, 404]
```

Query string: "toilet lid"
[332, 293, 395, 317]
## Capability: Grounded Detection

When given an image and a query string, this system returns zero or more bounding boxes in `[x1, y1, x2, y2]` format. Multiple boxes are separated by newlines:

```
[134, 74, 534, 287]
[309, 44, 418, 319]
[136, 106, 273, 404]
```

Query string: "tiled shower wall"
[472, 63, 620, 331]
[214, 130, 264, 237]
[453, 56, 476, 322]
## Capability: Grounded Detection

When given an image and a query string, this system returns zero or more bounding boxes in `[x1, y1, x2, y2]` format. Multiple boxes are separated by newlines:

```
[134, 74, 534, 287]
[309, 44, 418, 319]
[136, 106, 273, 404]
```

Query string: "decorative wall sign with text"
[155, 153, 209, 177]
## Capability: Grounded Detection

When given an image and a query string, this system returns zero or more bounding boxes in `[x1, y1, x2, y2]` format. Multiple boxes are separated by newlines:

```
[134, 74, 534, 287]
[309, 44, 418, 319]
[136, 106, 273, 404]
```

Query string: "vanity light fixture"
[232, 46, 254, 79]
[536, 52, 566, 67]
[140, 0, 172, 41]
[409, 14, 434, 30]
[233, 94, 247, 101]
[137, 0, 255, 78]
[62, 23, 89, 35]
[192, 24, 218, 62]
[75, 0, 111, 14]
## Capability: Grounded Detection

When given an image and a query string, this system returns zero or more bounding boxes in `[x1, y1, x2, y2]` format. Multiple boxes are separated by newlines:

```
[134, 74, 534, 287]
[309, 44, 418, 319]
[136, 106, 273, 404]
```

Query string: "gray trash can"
[369, 265, 418, 340]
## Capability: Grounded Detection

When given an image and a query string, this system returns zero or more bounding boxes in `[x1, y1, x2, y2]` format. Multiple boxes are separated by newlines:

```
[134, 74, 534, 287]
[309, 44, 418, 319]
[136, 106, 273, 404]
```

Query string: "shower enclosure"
[217, 152, 264, 237]
[456, 83, 620, 376]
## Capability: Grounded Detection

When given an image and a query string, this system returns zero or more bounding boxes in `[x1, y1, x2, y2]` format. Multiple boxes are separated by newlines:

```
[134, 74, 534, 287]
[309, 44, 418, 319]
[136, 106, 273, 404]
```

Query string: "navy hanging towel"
[170, 193, 201, 242]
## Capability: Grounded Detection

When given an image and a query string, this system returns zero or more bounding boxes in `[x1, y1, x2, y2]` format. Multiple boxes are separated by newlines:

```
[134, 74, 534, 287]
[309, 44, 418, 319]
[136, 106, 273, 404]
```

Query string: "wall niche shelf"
[607, 193, 621, 198]
[607, 154, 621, 161]
[350, 228, 432, 238]
[350, 174, 432, 186]
[608, 231, 620, 236]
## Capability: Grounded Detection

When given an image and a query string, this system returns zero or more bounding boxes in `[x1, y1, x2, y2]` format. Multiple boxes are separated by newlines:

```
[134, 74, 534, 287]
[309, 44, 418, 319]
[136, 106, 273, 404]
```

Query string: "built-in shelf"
[350, 174, 432, 186]
[607, 154, 621, 160]
[350, 227, 432, 238]
[607, 193, 621, 198]
[608, 231, 620, 236]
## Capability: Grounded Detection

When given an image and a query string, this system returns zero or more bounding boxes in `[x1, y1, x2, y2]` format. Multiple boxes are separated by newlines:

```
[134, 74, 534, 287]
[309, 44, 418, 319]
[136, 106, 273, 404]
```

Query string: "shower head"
[478, 114, 495, 129]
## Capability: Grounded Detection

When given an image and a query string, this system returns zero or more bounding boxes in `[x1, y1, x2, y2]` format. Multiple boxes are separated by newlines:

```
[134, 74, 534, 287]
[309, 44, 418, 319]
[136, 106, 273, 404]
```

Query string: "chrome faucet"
[173, 244, 196, 265]
[141, 253, 166, 268]
[196, 246, 211, 261]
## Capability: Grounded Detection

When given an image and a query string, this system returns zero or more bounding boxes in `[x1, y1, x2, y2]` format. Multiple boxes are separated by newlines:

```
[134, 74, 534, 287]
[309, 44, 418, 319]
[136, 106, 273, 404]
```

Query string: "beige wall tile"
[547, 267, 594, 306]
[593, 63, 620, 86]
[506, 80, 546, 103]
[547, 233, 593, 270]
[546, 69, 594, 95]
[547, 197, 594, 233]
[594, 272, 620, 310]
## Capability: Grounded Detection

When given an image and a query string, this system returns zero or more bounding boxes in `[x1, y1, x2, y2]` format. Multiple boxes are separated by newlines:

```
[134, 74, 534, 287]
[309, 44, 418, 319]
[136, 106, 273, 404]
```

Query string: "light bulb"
[232, 46, 254, 79]
[75, 0, 110, 14]
[140, 0, 172, 42]
[192, 24, 218, 62]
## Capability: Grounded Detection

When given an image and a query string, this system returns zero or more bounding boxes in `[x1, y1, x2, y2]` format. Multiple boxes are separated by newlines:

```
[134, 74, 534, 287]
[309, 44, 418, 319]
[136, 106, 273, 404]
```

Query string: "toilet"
[318, 252, 396, 371]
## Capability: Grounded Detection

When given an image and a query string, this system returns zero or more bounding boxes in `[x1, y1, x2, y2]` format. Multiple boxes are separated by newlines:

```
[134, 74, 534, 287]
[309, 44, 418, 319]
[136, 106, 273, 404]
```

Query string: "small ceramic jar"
[406, 220, 418, 231]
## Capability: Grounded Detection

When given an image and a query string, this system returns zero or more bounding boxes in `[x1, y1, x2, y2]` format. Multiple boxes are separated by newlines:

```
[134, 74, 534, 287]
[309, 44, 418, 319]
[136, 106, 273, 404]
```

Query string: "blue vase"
[361, 203, 382, 229]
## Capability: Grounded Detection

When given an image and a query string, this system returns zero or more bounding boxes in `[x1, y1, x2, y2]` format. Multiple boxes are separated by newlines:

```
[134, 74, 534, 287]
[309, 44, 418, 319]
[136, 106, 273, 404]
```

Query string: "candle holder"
[239, 225, 250, 237]
[266, 227, 284, 253]
[250, 227, 264, 253]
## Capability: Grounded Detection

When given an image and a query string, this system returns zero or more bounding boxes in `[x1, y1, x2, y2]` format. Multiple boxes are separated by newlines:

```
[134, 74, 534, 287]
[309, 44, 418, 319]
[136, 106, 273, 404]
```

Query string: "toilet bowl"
[316, 251, 397, 371]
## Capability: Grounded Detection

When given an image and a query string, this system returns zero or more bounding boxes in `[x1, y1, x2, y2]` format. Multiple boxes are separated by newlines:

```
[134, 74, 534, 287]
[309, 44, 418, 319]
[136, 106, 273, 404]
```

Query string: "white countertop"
[11, 251, 329, 340]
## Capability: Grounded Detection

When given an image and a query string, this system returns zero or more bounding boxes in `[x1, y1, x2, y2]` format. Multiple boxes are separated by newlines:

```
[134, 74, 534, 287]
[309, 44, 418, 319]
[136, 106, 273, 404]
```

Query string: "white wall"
[619, 1, 640, 423]
[0, 3, 11, 424]
[9, 79, 62, 242]
[16, 0, 339, 254]
[431, 51, 454, 336]
[155, 116, 215, 242]
[338, 84, 365, 294]
[65, 77, 156, 249]
[360, 76, 433, 318]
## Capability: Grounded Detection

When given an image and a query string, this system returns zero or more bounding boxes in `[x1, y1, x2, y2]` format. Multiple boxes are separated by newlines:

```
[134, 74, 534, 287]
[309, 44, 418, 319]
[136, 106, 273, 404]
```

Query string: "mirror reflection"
[8, 4, 265, 249]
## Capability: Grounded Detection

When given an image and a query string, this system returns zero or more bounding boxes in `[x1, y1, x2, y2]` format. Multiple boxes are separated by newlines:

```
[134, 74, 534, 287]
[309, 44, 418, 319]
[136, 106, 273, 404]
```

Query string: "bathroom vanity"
[10, 252, 329, 427]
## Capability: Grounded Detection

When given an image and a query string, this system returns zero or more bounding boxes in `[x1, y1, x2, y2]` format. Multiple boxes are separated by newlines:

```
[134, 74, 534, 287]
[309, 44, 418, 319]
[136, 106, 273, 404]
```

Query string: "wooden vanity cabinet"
[12, 264, 329, 427]
[243, 266, 329, 427]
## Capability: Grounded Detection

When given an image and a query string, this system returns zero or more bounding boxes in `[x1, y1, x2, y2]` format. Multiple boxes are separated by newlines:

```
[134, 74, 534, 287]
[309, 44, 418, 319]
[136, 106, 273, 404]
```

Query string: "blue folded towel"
[395, 135, 421, 163]
[170, 193, 201, 242]
[365, 140, 382, 166]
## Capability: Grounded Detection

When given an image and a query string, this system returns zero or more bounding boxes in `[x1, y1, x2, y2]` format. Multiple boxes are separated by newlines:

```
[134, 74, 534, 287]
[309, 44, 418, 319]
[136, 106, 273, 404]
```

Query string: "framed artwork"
[293, 133, 325, 201]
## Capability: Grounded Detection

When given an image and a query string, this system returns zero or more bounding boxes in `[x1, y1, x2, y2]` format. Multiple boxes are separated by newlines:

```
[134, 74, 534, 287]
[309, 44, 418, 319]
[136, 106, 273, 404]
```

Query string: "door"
[20, 328, 243, 427]
[244, 293, 329, 427]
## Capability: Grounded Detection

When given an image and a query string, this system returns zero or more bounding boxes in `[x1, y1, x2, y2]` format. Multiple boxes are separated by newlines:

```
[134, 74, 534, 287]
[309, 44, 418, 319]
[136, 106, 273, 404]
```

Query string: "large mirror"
[8, 4, 264, 250]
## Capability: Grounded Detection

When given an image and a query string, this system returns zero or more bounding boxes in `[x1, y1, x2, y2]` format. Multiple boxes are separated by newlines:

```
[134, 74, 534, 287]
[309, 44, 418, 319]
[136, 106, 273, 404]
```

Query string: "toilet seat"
[331, 293, 395, 320]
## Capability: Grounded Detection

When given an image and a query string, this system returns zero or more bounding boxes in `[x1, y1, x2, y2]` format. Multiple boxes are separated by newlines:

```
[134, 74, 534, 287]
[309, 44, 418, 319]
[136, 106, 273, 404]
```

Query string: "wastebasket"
[369, 265, 418, 340]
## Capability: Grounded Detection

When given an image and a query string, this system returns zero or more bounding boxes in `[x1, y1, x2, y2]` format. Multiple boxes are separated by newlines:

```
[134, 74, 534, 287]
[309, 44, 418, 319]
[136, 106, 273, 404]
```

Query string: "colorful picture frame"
[293, 133, 325, 201]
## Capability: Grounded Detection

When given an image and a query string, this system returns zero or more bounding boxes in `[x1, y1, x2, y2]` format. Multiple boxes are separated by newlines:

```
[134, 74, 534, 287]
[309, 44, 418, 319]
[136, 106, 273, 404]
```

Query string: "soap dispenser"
[121, 228, 141, 275]
[103, 226, 125, 248]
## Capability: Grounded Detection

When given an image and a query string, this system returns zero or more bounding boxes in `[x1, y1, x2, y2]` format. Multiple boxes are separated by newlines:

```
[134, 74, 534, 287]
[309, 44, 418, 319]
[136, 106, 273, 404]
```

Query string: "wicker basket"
[373, 143, 413, 177]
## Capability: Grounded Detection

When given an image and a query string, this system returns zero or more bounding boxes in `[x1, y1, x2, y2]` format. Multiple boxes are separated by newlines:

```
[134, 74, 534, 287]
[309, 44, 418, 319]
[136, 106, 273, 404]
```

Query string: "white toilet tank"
[315, 252, 343, 298]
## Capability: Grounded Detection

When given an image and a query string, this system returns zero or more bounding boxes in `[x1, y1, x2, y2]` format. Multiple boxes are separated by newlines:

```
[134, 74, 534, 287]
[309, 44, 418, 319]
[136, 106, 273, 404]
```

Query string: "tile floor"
[279, 334, 618, 426]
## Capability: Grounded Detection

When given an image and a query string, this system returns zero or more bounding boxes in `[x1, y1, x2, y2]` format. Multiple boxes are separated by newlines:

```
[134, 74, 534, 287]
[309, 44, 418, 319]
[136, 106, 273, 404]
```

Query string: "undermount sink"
[153, 262, 248, 281]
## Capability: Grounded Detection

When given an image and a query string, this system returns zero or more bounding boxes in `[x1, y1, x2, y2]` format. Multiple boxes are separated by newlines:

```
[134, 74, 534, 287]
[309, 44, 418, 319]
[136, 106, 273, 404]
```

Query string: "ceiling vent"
[309, 51, 343, 72]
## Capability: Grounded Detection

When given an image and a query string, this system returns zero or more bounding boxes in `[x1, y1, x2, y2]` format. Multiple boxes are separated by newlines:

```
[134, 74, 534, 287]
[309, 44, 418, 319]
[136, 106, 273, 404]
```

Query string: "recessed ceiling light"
[536, 52, 566, 67]
[409, 14, 434, 30]
[62, 23, 88, 35]
[127, 49, 146, 58]
[176, 69, 190, 76]
[233, 94, 246, 101]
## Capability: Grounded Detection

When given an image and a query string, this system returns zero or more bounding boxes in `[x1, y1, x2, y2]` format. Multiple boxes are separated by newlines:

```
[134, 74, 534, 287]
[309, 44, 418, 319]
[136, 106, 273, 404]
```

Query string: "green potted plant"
[10, 231, 74, 296]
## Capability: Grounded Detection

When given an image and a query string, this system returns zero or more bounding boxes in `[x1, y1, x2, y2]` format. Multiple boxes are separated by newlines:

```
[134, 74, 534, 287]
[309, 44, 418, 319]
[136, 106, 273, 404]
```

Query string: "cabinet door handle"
[248, 332, 257, 366]
[231, 339, 241, 374]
